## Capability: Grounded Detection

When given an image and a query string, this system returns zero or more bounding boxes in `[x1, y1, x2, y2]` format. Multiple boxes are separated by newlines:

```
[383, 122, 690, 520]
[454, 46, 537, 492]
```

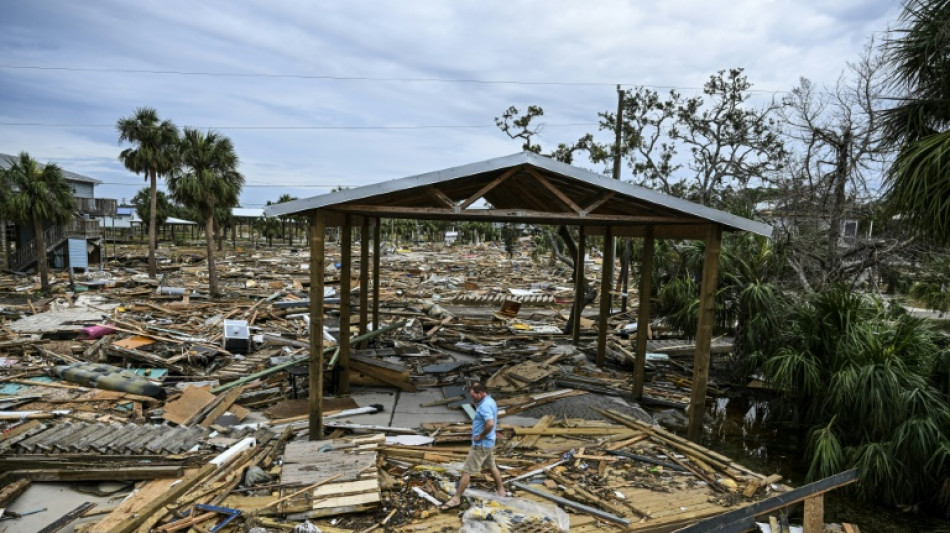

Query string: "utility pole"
[611, 86, 632, 313]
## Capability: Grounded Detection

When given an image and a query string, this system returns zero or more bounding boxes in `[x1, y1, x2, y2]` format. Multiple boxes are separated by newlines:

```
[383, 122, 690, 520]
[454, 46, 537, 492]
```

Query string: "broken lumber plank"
[546, 470, 629, 517]
[162, 386, 216, 426]
[675, 470, 858, 533]
[198, 385, 247, 428]
[37, 501, 96, 533]
[518, 415, 554, 449]
[349, 359, 416, 392]
[512, 427, 635, 436]
[86, 477, 183, 533]
[743, 473, 783, 497]
[106, 463, 218, 533]
[106, 345, 186, 373]
[511, 482, 629, 525]
[0, 478, 30, 507]
[7, 466, 183, 482]
[210, 319, 408, 394]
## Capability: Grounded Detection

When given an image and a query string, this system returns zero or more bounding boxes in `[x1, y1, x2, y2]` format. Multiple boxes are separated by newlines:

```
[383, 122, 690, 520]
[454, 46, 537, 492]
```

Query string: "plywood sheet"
[162, 386, 215, 425]
[113, 336, 156, 350]
[281, 453, 375, 485]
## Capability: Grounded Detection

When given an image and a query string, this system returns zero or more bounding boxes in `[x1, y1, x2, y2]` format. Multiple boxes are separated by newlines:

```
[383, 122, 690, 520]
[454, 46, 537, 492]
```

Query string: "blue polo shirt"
[472, 394, 498, 447]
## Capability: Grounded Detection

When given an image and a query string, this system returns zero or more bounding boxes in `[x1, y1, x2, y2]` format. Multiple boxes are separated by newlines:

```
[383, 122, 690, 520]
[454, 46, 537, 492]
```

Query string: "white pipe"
[412, 486, 442, 506]
[210, 436, 256, 467]
[324, 406, 380, 419]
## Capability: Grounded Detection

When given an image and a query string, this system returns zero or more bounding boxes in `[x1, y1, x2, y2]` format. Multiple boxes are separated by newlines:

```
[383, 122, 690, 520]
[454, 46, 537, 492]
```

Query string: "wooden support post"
[372, 217, 381, 332]
[596, 226, 614, 367]
[359, 216, 369, 346]
[339, 215, 352, 394]
[803, 494, 824, 533]
[309, 211, 327, 441]
[572, 225, 586, 346]
[633, 226, 655, 399]
[687, 224, 722, 442]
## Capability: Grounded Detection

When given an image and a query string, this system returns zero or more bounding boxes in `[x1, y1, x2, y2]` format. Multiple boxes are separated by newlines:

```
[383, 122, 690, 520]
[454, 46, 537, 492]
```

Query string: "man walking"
[441, 382, 506, 510]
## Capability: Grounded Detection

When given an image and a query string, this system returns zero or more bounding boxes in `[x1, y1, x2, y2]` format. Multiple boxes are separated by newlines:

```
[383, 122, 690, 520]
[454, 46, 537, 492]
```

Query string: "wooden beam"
[339, 214, 352, 394]
[37, 501, 96, 533]
[459, 167, 519, 209]
[687, 224, 721, 442]
[336, 204, 698, 225]
[676, 470, 857, 533]
[110, 463, 217, 533]
[581, 191, 615, 216]
[359, 216, 369, 346]
[372, 217, 381, 332]
[0, 478, 30, 507]
[425, 186, 456, 209]
[596, 226, 614, 367]
[633, 226, 655, 399]
[803, 494, 824, 533]
[309, 211, 327, 441]
[594, 224, 711, 241]
[526, 168, 583, 214]
[572, 225, 586, 346]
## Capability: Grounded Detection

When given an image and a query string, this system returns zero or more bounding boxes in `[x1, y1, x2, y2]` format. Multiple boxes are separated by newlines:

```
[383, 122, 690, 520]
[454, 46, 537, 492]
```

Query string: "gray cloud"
[0, 0, 902, 206]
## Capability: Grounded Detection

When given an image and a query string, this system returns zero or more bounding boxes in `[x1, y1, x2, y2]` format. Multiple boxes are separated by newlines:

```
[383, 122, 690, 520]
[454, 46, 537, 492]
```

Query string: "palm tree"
[131, 187, 172, 234]
[765, 287, 950, 507]
[168, 128, 244, 297]
[882, 0, 950, 243]
[117, 107, 179, 278]
[2, 152, 76, 291]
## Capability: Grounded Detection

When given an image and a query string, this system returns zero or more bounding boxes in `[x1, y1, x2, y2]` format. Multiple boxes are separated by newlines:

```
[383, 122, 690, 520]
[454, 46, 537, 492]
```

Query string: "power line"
[98, 181, 340, 188]
[0, 121, 598, 131]
[0, 64, 792, 95]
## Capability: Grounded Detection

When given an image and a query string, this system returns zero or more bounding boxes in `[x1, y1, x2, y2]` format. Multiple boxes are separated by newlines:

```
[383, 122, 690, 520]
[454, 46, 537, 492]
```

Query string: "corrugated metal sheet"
[68, 238, 88, 272]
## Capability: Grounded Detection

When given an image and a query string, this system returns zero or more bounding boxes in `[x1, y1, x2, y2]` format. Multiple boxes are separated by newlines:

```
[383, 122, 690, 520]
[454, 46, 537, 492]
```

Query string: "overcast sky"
[0, 0, 901, 208]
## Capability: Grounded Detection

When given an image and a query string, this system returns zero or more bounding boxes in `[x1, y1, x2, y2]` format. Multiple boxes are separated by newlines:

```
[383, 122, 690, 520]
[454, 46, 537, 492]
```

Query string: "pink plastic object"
[81, 325, 116, 339]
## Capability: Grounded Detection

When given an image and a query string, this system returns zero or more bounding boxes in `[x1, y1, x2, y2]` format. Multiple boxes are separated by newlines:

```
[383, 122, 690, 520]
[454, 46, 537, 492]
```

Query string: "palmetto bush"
[765, 286, 950, 507]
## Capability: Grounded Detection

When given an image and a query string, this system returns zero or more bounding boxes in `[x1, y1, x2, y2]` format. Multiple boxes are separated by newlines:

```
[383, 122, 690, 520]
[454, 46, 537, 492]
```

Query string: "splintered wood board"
[312, 478, 380, 510]
[162, 386, 215, 425]
[87, 477, 183, 533]
[619, 487, 735, 528]
[281, 440, 377, 486]
[281, 454, 375, 485]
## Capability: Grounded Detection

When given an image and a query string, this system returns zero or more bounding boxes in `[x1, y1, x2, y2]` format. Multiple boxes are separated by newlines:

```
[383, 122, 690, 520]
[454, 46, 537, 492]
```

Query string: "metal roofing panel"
[0, 153, 102, 184]
[265, 152, 772, 237]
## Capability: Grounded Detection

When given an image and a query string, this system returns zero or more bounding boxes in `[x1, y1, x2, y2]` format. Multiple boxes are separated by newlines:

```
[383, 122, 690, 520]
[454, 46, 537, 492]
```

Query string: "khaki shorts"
[461, 445, 496, 474]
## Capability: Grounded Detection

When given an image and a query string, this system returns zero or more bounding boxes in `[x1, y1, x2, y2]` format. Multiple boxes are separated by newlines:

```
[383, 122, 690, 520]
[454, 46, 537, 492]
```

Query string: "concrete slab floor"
[390, 389, 468, 428]
[1, 482, 119, 533]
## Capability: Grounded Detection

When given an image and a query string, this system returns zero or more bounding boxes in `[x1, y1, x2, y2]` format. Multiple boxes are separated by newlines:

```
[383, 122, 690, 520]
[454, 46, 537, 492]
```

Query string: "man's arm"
[475, 418, 494, 442]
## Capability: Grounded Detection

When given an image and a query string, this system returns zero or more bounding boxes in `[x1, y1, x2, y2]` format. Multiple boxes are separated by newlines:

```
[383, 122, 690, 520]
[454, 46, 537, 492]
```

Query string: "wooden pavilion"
[264, 151, 772, 442]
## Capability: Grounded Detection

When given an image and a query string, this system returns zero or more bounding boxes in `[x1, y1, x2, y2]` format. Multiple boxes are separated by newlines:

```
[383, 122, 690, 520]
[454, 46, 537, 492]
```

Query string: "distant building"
[1, 153, 116, 273]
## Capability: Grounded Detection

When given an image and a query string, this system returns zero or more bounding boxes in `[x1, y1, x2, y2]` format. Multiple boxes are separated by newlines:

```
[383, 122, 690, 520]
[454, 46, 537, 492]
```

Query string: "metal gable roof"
[264, 152, 772, 237]
[0, 153, 102, 185]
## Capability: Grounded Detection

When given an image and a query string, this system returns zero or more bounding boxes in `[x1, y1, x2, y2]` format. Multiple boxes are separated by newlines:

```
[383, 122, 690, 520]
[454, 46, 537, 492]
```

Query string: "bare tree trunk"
[827, 130, 851, 277]
[206, 217, 218, 297]
[557, 225, 597, 335]
[34, 217, 49, 292]
[147, 169, 158, 278]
